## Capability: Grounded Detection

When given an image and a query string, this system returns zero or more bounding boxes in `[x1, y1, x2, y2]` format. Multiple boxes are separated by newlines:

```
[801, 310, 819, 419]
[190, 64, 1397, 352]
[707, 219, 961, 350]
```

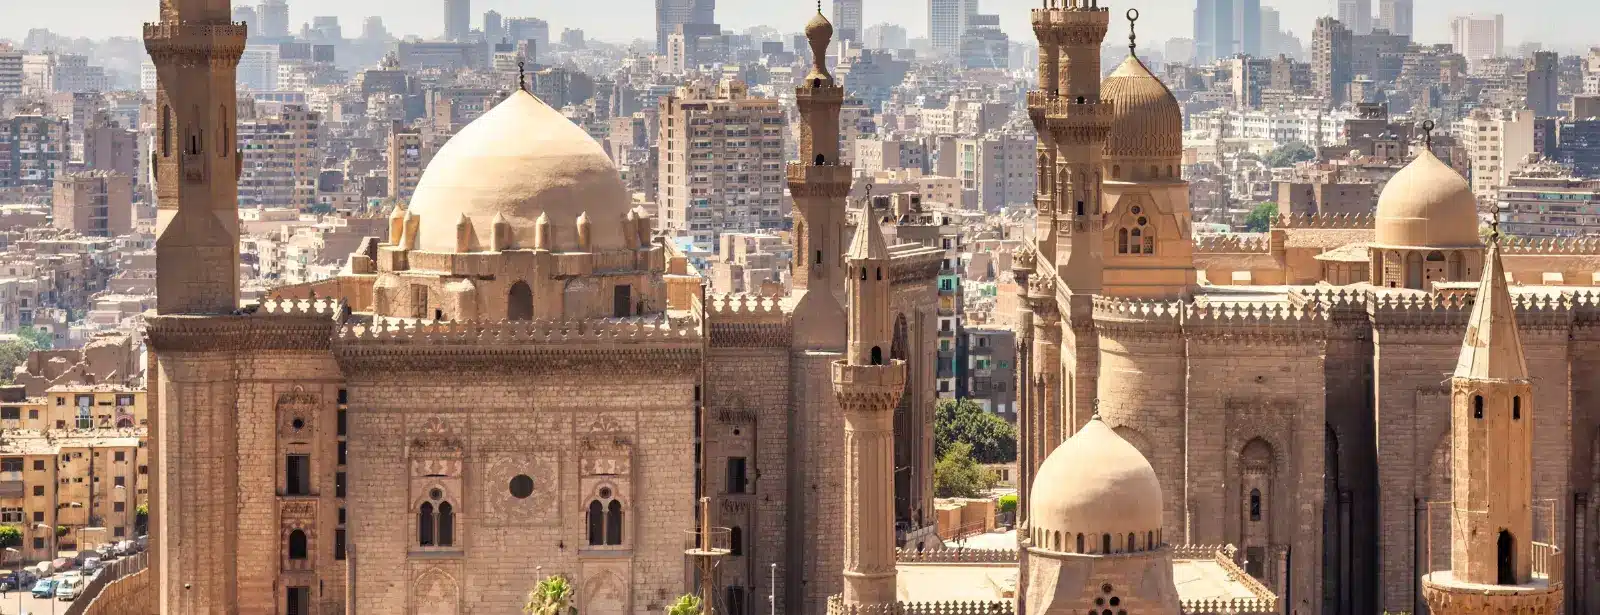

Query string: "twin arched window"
[418, 489, 455, 547]
[587, 494, 624, 546]
[1117, 214, 1154, 256]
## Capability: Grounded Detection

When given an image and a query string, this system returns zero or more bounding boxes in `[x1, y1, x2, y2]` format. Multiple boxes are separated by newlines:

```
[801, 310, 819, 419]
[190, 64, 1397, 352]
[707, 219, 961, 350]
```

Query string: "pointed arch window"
[1474, 395, 1484, 419]
[731, 526, 744, 556]
[1249, 488, 1262, 521]
[1076, 533, 1084, 553]
[1118, 216, 1154, 256]
[288, 529, 308, 560]
[1101, 533, 1112, 554]
[418, 502, 435, 546]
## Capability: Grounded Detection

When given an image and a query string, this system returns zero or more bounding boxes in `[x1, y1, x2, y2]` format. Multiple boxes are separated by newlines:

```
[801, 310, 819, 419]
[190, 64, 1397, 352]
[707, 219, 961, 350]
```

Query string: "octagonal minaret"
[831, 206, 907, 609]
[1421, 231, 1563, 615]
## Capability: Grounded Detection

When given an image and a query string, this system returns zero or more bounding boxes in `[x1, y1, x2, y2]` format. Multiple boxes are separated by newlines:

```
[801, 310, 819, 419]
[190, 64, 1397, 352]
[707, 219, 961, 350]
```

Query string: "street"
[0, 588, 73, 615]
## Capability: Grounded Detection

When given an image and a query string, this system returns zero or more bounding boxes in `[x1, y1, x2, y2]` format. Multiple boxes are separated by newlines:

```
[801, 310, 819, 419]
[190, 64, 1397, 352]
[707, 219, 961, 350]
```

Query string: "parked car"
[49, 558, 72, 572]
[29, 578, 54, 598]
[113, 541, 134, 556]
[55, 574, 83, 601]
[82, 557, 101, 573]
[2, 569, 39, 590]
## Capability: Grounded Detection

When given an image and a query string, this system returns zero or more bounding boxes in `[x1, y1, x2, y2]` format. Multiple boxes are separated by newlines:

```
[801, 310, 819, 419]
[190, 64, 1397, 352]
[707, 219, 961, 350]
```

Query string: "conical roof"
[1454, 237, 1528, 380]
[847, 213, 889, 261]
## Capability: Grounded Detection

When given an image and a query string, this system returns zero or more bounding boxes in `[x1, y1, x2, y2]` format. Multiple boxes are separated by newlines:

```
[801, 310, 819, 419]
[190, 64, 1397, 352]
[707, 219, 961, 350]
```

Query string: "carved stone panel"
[482, 452, 560, 525]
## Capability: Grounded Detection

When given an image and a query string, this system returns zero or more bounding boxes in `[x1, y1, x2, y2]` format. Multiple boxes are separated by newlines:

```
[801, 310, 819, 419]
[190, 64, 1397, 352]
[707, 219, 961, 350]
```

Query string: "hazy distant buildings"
[0, 115, 70, 188]
[1528, 51, 1559, 118]
[237, 102, 322, 210]
[1313, 17, 1353, 109]
[1234, 0, 1261, 57]
[1378, 0, 1412, 37]
[232, 6, 257, 32]
[483, 10, 504, 43]
[444, 0, 471, 42]
[1450, 14, 1504, 71]
[237, 45, 280, 91]
[1454, 107, 1534, 202]
[0, 45, 23, 98]
[256, 0, 290, 39]
[959, 14, 1008, 70]
[833, 0, 863, 45]
[656, 0, 716, 54]
[865, 23, 908, 50]
[1336, 0, 1372, 35]
[1194, 0, 1235, 64]
[387, 122, 428, 203]
[506, 18, 551, 54]
[929, 0, 967, 57]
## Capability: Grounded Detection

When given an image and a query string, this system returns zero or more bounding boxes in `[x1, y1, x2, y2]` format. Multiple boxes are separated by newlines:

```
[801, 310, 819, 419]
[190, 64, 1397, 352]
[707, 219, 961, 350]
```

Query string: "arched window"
[508, 281, 533, 321]
[1513, 396, 1521, 420]
[1102, 533, 1111, 554]
[219, 105, 229, 155]
[1497, 530, 1515, 584]
[1112, 165, 1121, 179]
[587, 500, 605, 545]
[606, 500, 624, 545]
[437, 502, 454, 546]
[418, 502, 435, 546]
[1147, 531, 1154, 548]
[288, 529, 308, 560]
[1250, 489, 1262, 521]
[1127, 533, 1136, 552]
[860, 267, 867, 280]
[875, 267, 882, 281]
[1054, 531, 1061, 551]
[815, 154, 825, 165]
[1118, 228, 1129, 254]
[870, 346, 883, 365]
[1076, 533, 1084, 553]
[1474, 395, 1484, 419]
[731, 526, 743, 556]
[1149, 165, 1158, 178]
[1130, 228, 1143, 254]
[1076, 200, 1085, 216]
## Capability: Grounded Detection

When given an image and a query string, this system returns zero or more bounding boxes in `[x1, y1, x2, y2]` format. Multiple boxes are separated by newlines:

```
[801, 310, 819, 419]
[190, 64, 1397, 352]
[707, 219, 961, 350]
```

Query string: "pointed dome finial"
[805, 4, 835, 81]
[1091, 398, 1102, 421]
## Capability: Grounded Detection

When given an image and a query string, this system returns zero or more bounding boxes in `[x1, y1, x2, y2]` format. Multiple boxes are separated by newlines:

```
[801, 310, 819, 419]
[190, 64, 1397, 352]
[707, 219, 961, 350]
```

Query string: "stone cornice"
[145, 313, 337, 353]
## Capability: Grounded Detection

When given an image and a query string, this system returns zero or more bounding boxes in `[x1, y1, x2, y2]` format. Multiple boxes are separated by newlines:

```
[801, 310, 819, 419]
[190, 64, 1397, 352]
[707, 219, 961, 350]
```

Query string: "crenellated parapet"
[895, 547, 1018, 564]
[1185, 301, 1328, 344]
[832, 360, 908, 414]
[826, 595, 1016, 615]
[706, 293, 787, 324]
[1193, 234, 1271, 254]
[1091, 296, 1182, 340]
[1274, 213, 1376, 230]
[336, 316, 700, 346]
[145, 298, 347, 353]
[1179, 597, 1279, 615]
[1501, 235, 1600, 255]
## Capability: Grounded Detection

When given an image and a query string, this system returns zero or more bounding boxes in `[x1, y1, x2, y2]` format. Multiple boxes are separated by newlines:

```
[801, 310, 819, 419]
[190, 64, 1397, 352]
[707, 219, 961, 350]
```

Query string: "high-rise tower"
[444, 0, 471, 41]
[788, 9, 852, 313]
[831, 205, 906, 610]
[147, 0, 246, 316]
[1420, 233, 1564, 615]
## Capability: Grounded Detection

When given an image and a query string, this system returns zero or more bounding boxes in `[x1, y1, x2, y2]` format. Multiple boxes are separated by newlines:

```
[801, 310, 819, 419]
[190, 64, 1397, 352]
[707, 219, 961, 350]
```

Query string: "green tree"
[135, 504, 149, 535]
[0, 525, 20, 549]
[997, 494, 1018, 515]
[55, 525, 68, 538]
[1244, 202, 1279, 233]
[934, 398, 1017, 464]
[524, 574, 576, 615]
[1264, 141, 1316, 167]
[666, 595, 703, 615]
[933, 441, 998, 498]
[0, 327, 50, 385]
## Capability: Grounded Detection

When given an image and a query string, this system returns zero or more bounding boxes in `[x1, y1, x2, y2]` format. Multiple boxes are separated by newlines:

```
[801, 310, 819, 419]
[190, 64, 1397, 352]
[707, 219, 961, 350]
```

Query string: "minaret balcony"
[787, 162, 854, 196]
[831, 360, 908, 406]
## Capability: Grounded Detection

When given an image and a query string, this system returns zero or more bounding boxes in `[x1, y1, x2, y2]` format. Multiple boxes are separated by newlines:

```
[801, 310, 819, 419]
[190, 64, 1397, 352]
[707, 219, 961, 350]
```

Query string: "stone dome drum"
[1374, 149, 1481, 249]
[1029, 418, 1164, 542]
[405, 90, 632, 253]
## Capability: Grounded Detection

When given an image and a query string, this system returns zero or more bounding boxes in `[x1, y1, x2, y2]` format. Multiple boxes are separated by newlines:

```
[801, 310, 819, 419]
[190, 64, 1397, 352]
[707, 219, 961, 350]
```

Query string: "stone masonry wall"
[706, 347, 792, 609]
[343, 356, 697, 615]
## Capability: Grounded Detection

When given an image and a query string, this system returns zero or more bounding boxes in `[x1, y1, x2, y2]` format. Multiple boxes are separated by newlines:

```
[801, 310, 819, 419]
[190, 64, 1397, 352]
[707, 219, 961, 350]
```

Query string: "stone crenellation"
[1193, 235, 1271, 254]
[1501, 236, 1600, 254]
[1274, 213, 1377, 230]
[705, 293, 788, 324]
[825, 595, 1016, 615]
[334, 316, 701, 345]
[894, 547, 1019, 563]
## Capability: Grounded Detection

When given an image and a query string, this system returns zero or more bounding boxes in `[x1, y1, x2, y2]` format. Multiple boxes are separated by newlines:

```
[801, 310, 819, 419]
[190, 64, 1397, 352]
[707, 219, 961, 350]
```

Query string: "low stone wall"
[65, 554, 151, 615]
[825, 594, 1015, 615]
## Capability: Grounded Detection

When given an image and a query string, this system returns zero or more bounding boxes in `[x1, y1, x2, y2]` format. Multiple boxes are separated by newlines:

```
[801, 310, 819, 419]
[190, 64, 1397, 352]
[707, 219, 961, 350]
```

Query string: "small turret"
[454, 213, 473, 253]
[533, 212, 551, 251]
[576, 211, 592, 251]
[388, 203, 407, 245]
[846, 208, 892, 367]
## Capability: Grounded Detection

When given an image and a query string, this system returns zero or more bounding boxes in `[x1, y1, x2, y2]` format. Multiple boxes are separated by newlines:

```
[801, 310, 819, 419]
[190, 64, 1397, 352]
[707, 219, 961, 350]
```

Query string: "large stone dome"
[1030, 417, 1163, 539]
[406, 90, 631, 253]
[1103, 55, 1183, 164]
[1375, 149, 1481, 249]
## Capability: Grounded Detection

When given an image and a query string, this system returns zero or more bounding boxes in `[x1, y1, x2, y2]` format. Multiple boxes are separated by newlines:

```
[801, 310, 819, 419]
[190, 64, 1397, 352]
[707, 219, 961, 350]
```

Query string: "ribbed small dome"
[1029, 418, 1163, 539]
[805, 11, 833, 40]
[1103, 55, 1183, 163]
[1375, 149, 1481, 249]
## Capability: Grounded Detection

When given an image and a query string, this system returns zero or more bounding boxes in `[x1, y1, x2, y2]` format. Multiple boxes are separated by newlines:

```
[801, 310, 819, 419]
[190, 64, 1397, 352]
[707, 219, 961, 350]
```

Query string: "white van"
[55, 572, 84, 601]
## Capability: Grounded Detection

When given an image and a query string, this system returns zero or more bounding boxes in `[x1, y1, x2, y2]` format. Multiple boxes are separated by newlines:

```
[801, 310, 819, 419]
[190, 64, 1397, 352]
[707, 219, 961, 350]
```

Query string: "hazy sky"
[0, 0, 1584, 50]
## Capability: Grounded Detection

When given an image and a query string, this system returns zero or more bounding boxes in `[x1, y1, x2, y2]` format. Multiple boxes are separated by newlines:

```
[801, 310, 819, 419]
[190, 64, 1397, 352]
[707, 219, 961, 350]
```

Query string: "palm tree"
[666, 594, 703, 615]
[524, 574, 576, 615]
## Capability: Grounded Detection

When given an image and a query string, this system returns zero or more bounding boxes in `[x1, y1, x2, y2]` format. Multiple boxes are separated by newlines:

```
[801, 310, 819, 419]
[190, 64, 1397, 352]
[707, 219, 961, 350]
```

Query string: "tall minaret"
[1035, 0, 1111, 294]
[1421, 232, 1563, 614]
[147, 0, 246, 315]
[789, 6, 851, 309]
[832, 206, 906, 608]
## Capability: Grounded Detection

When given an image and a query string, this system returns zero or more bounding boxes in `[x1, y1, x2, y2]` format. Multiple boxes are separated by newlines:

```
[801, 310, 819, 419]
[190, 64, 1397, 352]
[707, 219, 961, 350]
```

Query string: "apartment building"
[53, 171, 134, 237]
[386, 121, 428, 203]
[1495, 160, 1600, 237]
[1454, 107, 1535, 203]
[953, 132, 1035, 211]
[657, 78, 788, 247]
[0, 45, 22, 99]
[0, 115, 71, 189]
[238, 101, 322, 210]
[855, 136, 929, 175]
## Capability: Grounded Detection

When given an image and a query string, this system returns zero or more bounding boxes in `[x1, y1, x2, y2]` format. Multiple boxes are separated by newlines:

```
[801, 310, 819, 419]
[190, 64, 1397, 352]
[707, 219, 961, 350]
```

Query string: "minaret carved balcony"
[787, 162, 853, 199]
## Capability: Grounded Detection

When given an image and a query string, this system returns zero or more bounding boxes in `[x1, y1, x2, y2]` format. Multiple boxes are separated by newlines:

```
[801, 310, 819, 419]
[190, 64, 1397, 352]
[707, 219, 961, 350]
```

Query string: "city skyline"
[0, 0, 1582, 52]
